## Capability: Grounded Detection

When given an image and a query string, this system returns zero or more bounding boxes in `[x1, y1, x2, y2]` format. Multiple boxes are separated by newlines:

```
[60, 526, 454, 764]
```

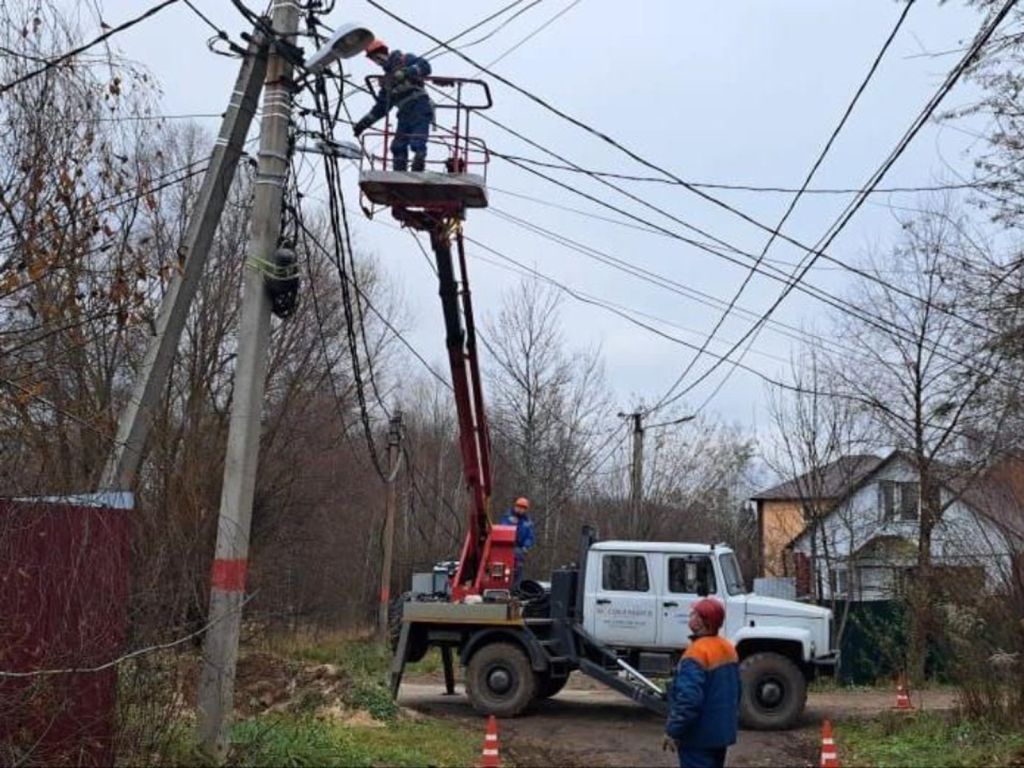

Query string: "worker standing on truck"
[352, 39, 434, 172]
[500, 497, 535, 591]
[663, 598, 740, 768]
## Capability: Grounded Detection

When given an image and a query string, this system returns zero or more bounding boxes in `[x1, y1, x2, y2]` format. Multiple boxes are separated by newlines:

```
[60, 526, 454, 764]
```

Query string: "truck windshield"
[719, 553, 747, 596]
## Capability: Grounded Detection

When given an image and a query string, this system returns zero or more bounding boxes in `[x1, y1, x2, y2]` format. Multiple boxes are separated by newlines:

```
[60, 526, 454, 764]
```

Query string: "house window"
[832, 567, 849, 597]
[878, 481, 920, 522]
[602, 555, 650, 592]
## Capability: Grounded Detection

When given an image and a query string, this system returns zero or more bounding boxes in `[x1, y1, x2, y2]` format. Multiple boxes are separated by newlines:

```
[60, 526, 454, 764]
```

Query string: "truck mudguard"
[731, 626, 814, 663]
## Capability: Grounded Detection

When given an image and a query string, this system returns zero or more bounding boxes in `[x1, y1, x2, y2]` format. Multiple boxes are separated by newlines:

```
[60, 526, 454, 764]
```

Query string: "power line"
[649, 0, 917, 414]
[425, 0, 539, 61]
[493, 153, 1001, 196]
[493, 152, 980, 369]
[485, 207, 861, 360]
[0, 0, 181, 95]
[294, 212, 451, 392]
[471, 0, 584, 73]
[455, 228, 1002, 432]
[366, 0, 993, 335]
[652, 0, 1018, 415]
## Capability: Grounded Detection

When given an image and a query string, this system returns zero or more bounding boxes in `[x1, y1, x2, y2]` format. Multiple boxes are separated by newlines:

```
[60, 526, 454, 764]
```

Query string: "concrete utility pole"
[196, 1, 299, 760]
[627, 412, 644, 539]
[98, 37, 269, 492]
[620, 412, 695, 538]
[378, 411, 404, 640]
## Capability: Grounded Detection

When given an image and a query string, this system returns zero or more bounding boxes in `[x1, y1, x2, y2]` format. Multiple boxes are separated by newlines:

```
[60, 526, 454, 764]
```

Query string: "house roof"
[751, 454, 884, 502]
[785, 451, 1024, 550]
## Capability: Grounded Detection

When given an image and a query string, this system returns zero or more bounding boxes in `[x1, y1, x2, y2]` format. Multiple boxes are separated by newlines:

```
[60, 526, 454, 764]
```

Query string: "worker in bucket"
[352, 39, 434, 172]
[500, 497, 535, 592]
[663, 598, 740, 768]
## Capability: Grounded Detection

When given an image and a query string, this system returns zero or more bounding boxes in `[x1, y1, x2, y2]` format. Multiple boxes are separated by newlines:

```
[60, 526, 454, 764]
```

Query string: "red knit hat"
[692, 598, 725, 633]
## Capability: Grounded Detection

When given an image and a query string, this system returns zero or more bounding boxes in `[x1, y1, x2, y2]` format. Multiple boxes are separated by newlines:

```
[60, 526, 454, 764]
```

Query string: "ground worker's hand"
[661, 737, 676, 753]
[353, 117, 371, 137]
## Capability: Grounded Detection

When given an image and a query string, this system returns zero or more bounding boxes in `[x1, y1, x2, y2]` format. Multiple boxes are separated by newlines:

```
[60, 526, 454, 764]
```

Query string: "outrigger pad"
[359, 170, 489, 210]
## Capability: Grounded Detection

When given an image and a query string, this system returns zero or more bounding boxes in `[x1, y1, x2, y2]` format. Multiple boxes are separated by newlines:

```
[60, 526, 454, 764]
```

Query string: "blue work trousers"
[678, 747, 727, 768]
[391, 97, 433, 169]
[512, 552, 525, 592]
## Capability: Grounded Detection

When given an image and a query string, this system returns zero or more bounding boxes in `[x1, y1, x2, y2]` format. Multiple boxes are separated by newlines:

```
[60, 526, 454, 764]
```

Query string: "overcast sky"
[94, 0, 992, 439]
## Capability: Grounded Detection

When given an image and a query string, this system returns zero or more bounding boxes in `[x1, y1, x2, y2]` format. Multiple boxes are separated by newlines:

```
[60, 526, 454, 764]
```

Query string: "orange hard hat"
[514, 497, 530, 510]
[365, 39, 389, 59]
[692, 598, 725, 633]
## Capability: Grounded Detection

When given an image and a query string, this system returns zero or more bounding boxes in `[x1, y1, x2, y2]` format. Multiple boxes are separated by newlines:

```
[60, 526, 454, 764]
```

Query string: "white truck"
[390, 529, 838, 730]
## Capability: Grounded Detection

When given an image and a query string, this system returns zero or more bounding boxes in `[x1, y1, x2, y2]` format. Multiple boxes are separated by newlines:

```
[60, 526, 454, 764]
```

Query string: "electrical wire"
[425, 0, 538, 61]
[0, 0, 181, 95]
[649, 0, 917, 415]
[649, 0, 1018, 415]
[493, 152, 1004, 195]
[367, 0, 994, 336]
[471, 0, 583, 74]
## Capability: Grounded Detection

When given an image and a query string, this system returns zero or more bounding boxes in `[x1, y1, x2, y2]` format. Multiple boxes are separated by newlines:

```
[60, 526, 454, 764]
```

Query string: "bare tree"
[765, 349, 873, 650]
[483, 278, 613, 573]
[826, 203, 1013, 682]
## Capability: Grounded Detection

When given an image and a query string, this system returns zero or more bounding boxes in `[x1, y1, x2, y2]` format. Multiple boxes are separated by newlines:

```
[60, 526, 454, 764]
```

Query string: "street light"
[305, 22, 375, 74]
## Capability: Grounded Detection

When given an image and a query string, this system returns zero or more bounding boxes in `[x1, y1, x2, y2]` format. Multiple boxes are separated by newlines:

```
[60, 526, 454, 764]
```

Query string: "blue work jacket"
[365, 50, 433, 123]
[665, 634, 741, 751]
[499, 510, 535, 557]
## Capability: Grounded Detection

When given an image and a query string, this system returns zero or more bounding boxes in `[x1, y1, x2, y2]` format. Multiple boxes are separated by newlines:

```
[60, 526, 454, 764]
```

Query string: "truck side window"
[601, 555, 650, 592]
[668, 556, 717, 595]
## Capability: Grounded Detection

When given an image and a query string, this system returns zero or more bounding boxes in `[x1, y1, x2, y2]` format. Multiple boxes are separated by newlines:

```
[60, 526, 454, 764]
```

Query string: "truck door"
[589, 552, 658, 646]
[656, 554, 718, 649]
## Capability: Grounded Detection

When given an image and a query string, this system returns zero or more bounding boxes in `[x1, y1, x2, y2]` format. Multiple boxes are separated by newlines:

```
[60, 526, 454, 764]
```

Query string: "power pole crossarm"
[98, 36, 268, 492]
[195, 2, 299, 761]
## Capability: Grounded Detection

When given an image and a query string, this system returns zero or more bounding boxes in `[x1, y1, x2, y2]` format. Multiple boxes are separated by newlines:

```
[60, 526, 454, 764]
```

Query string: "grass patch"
[840, 711, 1024, 768]
[271, 633, 445, 679]
[227, 715, 480, 767]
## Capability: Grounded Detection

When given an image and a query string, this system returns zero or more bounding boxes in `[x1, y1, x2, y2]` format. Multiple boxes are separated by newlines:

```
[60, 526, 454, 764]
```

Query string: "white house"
[785, 451, 1021, 602]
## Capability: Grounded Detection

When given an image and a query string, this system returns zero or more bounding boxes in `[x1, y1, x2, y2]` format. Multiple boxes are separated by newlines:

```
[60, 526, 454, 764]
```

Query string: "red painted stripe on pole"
[211, 559, 248, 592]
[380, 587, 390, 603]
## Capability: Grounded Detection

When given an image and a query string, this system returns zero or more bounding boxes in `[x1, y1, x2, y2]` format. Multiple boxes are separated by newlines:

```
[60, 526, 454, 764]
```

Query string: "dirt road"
[400, 681, 956, 767]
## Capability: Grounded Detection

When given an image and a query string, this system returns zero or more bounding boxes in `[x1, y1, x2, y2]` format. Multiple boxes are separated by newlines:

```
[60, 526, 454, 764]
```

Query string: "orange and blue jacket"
[665, 634, 741, 750]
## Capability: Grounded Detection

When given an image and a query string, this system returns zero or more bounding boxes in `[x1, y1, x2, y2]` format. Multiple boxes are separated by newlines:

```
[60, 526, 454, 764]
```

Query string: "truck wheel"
[466, 642, 537, 717]
[739, 652, 806, 731]
[536, 672, 569, 699]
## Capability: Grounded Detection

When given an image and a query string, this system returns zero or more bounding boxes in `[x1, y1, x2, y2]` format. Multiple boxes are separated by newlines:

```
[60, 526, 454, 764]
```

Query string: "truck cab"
[583, 541, 837, 729]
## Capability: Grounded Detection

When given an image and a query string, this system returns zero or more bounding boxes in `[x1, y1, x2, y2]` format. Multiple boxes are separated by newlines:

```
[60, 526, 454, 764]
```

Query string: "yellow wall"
[761, 500, 805, 577]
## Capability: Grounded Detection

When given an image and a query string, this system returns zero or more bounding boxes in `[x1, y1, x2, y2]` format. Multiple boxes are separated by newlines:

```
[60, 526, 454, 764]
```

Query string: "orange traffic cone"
[820, 719, 840, 768]
[893, 672, 914, 711]
[479, 715, 501, 768]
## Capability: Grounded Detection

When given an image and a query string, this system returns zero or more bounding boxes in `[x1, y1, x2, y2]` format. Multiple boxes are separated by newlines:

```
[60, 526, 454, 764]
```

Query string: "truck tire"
[466, 642, 537, 717]
[739, 652, 806, 731]
[536, 672, 569, 699]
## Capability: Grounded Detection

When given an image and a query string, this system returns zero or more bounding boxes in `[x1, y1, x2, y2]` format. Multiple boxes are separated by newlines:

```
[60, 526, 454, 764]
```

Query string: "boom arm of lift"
[428, 225, 516, 601]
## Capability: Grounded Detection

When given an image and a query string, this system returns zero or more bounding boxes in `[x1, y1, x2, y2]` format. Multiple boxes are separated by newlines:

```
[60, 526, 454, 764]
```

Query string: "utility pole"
[627, 412, 644, 539]
[619, 412, 695, 539]
[98, 36, 268, 492]
[196, 2, 299, 760]
[378, 411, 404, 640]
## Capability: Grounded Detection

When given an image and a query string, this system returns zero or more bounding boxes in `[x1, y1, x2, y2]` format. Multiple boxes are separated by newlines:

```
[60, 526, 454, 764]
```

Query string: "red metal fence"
[0, 498, 132, 766]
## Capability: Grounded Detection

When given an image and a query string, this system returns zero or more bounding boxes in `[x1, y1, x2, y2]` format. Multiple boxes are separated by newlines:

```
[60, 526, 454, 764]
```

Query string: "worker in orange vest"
[663, 599, 741, 768]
